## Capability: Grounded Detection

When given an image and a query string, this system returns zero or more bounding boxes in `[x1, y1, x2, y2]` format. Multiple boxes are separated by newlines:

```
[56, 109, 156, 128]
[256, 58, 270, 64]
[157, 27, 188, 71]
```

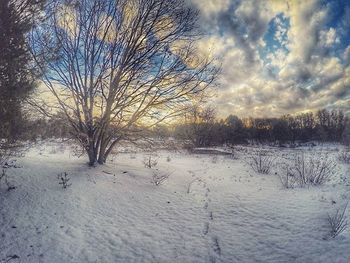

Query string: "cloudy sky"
[190, 0, 350, 118]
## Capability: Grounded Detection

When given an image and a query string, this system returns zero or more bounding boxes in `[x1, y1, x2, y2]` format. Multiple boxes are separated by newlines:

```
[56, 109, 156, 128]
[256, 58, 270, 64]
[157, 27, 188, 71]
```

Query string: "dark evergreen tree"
[0, 0, 45, 153]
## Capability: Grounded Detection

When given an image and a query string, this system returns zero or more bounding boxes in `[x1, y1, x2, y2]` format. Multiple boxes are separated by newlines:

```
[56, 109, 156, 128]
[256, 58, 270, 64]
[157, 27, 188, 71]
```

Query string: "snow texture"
[1, 141, 350, 262]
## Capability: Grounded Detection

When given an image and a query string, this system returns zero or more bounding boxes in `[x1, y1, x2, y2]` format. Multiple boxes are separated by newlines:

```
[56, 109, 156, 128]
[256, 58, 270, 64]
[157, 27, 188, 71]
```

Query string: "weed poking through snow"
[278, 166, 298, 189]
[0, 169, 16, 191]
[327, 203, 348, 238]
[211, 155, 218, 164]
[143, 154, 158, 169]
[57, 172, 71, 189]
[338, 151, 350, 164]
[151, 170, 170, 186]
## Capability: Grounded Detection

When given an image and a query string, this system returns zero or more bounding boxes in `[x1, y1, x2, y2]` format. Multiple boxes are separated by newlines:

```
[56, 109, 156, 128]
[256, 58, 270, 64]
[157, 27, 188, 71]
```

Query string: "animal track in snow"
[187, 172, 222, 262]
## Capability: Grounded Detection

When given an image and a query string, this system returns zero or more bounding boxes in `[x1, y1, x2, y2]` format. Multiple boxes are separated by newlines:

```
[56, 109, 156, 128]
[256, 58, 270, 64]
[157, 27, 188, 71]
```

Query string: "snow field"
[1, 142, 350, 262]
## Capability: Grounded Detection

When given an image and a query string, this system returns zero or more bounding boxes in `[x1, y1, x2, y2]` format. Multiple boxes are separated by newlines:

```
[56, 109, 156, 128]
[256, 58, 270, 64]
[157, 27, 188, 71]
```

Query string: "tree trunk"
[97, 147, 107, 164]
[87, 140, 97, 166]
[97, 137, 121, 165]
[88, 149, 96, 166]
[97, 154, 106, 164]
[97, 141, 112, 164]
[97, 135, 109, 164]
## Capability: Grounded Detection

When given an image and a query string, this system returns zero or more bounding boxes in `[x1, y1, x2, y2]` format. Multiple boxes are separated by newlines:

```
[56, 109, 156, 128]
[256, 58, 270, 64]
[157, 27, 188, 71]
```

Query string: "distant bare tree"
[31, 0, 218, 165]
[176, 105, 217, 147]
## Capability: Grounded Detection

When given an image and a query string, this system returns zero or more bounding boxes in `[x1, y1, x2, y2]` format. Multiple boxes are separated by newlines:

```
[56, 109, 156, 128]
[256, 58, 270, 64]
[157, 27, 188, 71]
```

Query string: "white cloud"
[190, 0, 230, 17]
[319, 28, 340, 47]
[191, 0, 350, 117]
[274, 16, 288, 46]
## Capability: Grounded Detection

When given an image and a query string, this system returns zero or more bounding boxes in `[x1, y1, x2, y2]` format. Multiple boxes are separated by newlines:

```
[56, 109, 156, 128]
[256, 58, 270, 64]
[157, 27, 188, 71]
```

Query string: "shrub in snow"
[327, 203, 348, 238]
[0, 169, 5, 181]
[288, 153, 336, 186]
[0, 159, 19, 191]
[70, 144, 85, 158]
[0, 169, 15, 191]
[278, 167, 298, 189]
[49, 147, 58, 154]
[246, 149, 274, 174]
[151, 170, 170, 186]
[143, 154, 158, 169]
[57, 172, 71, 189]
[228, 152, 238, 160]
[337, 150, 350, 164]
[187, 178, 201, 194]
[166, 156, 171, 162]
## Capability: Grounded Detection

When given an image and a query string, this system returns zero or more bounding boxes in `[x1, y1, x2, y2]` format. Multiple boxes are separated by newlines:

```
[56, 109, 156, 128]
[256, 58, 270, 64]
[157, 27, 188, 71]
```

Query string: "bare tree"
[30, 0, 218, 165]
[174, 105, 217, 147]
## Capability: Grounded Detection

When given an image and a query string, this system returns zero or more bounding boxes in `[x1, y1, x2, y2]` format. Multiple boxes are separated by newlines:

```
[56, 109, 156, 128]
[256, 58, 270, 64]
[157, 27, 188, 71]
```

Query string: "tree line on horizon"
[26, 107, 350, 147]
[170, 108, 350, 147]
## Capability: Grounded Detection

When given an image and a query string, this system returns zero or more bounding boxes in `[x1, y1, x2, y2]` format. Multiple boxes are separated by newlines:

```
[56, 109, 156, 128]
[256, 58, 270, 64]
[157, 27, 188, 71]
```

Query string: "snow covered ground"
[1, 141, 350, 263]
